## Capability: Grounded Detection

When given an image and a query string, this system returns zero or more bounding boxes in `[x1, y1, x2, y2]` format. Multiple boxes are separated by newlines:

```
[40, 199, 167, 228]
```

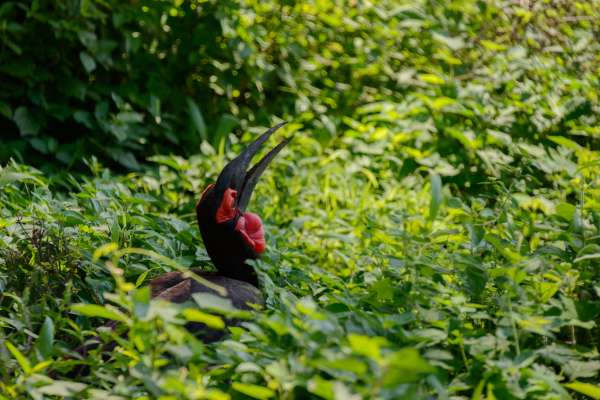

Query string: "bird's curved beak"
[213, 122, 291, 211]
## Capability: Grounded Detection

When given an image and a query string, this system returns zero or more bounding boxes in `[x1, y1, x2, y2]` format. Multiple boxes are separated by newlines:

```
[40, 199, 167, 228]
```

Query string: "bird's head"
[195, 122, 290, 284]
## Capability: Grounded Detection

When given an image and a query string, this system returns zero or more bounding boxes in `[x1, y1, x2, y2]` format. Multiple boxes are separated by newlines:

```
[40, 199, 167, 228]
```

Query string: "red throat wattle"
[213, 187, 266, 254]
[235, 212, 266, 254]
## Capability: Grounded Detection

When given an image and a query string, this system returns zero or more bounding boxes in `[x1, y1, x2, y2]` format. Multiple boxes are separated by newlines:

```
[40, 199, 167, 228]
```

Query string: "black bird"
[69, 123, 290, 366]
[150, 122, 291, 333]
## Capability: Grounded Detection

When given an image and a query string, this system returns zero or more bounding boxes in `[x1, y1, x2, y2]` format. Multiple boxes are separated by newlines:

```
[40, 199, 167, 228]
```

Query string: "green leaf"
[347, 334, 386, 361]
[39, 381, 87, 397]
[432, 33, 464, 50]
[319, 357, 368, 375]
[186, 98, 207, 141]
[429, 173, 443, 220]
[213, 114, 239, 149]
[382, 348, 435, 387]
[548, 136, 582, 151]
[0, 170, 45, 187]
[371, 279, 394, 302]
[574, 253, 600, 263]
[555, 202, 576, 221]
[575, 244, 600, 263]
[307, 376, 334, 400]
[564, 381, 600, 399]
[192, 292, 237, 313]
[485, 234, 523, 263]
[480, 39, 507, 51]
[181, 308, 225, 329]
[5, 341, 31, 374]
[80, 51, 96, 73]
[13, 106, 40, 136]
[0, 102, 11, 118]
[232, 383, 275, 400]
[36, 316, 55, 359]
[135, 269, 150, 288]
[419, 73, 445, 85]
[93, 242, 119, 261]
[71, 304, 129, 323]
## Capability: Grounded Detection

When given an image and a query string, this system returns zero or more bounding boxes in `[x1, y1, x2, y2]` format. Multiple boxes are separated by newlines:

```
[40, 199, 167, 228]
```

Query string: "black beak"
[213, 122, 291, 210]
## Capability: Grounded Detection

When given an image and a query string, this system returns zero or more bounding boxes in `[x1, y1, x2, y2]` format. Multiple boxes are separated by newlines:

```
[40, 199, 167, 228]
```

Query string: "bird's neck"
[217, 262, 259, 287]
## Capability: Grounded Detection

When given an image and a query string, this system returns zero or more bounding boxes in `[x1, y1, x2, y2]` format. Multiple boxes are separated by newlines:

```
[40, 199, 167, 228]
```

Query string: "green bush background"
[1, 0, 600, 399]
[3, 1, 597, 175]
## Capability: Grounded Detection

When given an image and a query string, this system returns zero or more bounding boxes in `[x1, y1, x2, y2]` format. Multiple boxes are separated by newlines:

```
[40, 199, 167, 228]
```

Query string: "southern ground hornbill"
[150, 122, 291, 329]
[70, 123, 291, 369]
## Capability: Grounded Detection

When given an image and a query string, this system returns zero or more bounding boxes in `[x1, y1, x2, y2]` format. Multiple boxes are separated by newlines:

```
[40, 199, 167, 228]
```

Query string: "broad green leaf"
[5, 341, 31, 374]
[382, 348, 435, 387]
[186, 98, 207, 141]
[181, 308, 225, 329]
[419, 73, 445, 85]
[36, 316, 55, 359]
[71, 304, 129, 322]
[79, 51, 96, 73]
[564, 381, 600, 399]
[347, 334, 386, 361]
[548, 135, 582, 151]
[555, 202, 576, 221]
[318, 357, 368, 375]
[307, 376, 334, 400]
[192, 293, 237, 313]
[232, 383, 275, 400]
[214, 114, 239, 148]
[13, 106, 40, 136]
[135, 269, 150, 287]
[480, 39, 507, 51]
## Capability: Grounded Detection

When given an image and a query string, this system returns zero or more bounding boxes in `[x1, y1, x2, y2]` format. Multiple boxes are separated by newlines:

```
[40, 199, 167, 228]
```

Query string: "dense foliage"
[1, 0, 600, 399]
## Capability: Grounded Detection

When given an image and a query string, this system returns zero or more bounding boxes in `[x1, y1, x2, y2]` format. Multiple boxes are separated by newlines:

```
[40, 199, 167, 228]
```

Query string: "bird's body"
[144, 123, 290, 338]
[63, 124, 291, 378]
[151, 269, 263, 309]
[150, 269, 263, 342]
[69, 124, 290, 371]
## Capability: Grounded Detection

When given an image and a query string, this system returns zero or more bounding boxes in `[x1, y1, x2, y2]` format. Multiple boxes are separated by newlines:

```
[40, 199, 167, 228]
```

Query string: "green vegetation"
[1, 0, 600, 398]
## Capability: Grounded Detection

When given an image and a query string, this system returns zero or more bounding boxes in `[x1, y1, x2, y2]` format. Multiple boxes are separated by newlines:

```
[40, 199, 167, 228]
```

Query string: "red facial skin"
[206, 186, 266, 254]
[216, 187, 237, 223]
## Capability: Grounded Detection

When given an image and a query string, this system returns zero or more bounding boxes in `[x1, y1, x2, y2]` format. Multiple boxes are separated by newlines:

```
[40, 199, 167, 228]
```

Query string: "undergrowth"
[1, 0, 600, 399]
[0, 125, 599, 398]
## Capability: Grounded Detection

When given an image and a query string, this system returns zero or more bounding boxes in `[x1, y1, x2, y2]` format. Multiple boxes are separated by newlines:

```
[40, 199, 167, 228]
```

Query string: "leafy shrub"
[1, 0, 600, 398]
[1, 126, 600, 397]
[1, 0, 597, 178]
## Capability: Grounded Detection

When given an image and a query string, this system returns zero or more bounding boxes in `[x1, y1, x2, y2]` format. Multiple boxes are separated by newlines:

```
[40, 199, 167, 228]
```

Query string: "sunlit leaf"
[232, 383, 275, 399]
[564, 381, 600, 399]
[71, 304, 129, 323]
[5, 341, 31, 374]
